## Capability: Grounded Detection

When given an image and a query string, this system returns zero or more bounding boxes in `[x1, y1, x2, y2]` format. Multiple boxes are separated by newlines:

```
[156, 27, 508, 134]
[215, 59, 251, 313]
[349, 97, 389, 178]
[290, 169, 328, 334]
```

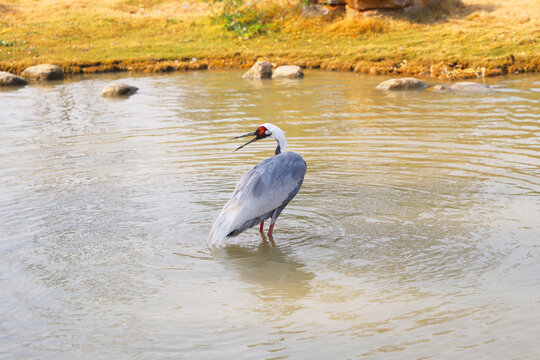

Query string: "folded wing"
[208, 152, 306, 246]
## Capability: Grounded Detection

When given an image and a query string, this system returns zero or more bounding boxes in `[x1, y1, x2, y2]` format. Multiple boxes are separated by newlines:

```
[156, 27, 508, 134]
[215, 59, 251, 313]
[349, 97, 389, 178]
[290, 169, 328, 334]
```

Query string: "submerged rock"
[21, 64, 64, 81]
[101, 83, 139, 97]
[243, 61, 272, 80]
[450, 82, 490, 92]
[0, 71, 28, 86]
[376, 77, 427, 91]
[432, 84, 449, 92]
[272, 65, 304, 79]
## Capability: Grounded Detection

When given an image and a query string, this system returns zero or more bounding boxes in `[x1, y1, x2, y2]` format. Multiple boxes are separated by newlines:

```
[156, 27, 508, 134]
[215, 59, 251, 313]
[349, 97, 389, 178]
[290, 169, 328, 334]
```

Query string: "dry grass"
[0, 0, 538, 78]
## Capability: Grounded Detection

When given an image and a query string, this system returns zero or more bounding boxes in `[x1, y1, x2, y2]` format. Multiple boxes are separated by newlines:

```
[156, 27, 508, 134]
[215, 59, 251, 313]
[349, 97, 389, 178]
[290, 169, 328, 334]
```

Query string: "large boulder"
[450, 82, 490, 92]
[272, 65, 304, 79]
[243, 61, 272, 79]
[101, 83, 139, 97]
[376, 77, 427, 91]
[21, 64, 64, 81]
[0, 71, 28, 86]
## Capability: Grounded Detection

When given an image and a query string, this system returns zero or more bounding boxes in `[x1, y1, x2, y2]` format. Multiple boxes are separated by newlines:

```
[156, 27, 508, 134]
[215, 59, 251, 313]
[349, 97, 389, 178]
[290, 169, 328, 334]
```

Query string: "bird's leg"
[267, 223, 275, 237]
[259, 221, 264, 233]
[260, 231, 275, 246]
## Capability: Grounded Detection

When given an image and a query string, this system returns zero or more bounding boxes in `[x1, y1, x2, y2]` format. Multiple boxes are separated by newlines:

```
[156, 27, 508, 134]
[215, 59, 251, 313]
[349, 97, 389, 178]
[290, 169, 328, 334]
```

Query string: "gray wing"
[224, 152, 306, 237]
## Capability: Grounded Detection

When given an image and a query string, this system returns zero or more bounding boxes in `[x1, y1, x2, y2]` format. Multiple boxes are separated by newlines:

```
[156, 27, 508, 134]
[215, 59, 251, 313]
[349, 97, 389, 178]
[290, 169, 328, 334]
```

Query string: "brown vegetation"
[0, 0, 538, 79]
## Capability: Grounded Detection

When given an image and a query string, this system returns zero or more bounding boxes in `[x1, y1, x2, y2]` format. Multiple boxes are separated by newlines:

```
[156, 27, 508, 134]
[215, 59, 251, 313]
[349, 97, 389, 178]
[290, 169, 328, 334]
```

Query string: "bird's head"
[233, 123, 284, 152]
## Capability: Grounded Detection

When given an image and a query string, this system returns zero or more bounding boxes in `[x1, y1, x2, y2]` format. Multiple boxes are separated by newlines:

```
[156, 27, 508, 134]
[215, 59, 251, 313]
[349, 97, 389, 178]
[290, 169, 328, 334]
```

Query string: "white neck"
[262, 123, 287, 155]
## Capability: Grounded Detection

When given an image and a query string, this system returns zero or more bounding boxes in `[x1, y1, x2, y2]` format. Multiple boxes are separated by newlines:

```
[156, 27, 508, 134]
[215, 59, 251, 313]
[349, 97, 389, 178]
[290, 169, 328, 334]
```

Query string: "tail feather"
[207, 211, 230, 248]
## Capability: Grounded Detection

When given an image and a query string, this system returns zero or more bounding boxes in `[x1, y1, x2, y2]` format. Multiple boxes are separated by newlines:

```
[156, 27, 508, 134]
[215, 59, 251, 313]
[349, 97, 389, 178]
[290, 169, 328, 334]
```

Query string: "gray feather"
[226, 151, 306, 237]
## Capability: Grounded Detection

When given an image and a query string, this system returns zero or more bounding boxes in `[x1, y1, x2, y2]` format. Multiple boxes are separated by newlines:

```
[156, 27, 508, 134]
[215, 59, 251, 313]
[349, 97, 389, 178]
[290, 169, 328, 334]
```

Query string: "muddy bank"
[1, 55, 538, 80]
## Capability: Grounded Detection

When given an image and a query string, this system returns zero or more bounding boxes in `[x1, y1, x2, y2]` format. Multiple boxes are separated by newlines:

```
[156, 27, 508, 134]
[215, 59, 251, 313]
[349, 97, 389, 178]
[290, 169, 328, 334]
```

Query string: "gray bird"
[208, 123, 306, 247]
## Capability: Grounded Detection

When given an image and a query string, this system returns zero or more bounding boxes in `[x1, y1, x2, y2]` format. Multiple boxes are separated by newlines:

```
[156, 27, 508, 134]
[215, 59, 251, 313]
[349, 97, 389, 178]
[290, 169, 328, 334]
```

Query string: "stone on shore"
[301, 4, 344, 19]
[243, 61, 272, 79]
[272, 65, 304, 79]
[0, 71, 28, 86]
[450, 82, 490, 92]
[101, 83, 139, 97]
[376, 77, 427, 91]
[348, 0, 412, 10]
[21, 64, 64, 81]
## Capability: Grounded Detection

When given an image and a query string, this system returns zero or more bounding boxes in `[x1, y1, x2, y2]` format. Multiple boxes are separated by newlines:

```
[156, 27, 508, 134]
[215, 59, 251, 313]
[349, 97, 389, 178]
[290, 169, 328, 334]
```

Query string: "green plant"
[0, 39, 16, 47]
[210, 0, 273, 38]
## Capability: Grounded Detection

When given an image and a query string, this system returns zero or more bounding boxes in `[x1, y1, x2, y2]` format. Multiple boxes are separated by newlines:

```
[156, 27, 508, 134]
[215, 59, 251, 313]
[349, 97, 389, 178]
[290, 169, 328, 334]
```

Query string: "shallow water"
[1, 71, 539, 359]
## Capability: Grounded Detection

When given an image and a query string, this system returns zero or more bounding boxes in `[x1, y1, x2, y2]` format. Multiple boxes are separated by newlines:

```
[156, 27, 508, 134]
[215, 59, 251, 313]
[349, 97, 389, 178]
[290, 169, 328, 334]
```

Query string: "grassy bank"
[0, 0, 538, 79]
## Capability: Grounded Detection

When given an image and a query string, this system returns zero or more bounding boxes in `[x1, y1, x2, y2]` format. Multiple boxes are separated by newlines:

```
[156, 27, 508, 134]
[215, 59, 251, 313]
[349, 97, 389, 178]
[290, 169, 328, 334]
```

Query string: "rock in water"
[272, 65, 304, 79]
[21, 64, 64, 81]
[101, 83, 139, 97]
[432, 84, 449, 92]
[450, 82, 490, 92]
[0, 71, 28, 86]
[243, 61, 272, 79]
[376, 77, 427, 90]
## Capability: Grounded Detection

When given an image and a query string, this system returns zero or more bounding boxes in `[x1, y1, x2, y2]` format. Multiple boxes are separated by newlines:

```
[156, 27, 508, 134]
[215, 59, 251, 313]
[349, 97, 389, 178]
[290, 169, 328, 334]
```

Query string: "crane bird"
[208, 123, 306, 247]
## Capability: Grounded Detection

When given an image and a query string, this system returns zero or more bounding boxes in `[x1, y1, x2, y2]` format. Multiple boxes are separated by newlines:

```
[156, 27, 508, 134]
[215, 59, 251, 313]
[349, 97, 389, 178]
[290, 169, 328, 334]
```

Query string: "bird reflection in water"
[214, 236, 315, 302]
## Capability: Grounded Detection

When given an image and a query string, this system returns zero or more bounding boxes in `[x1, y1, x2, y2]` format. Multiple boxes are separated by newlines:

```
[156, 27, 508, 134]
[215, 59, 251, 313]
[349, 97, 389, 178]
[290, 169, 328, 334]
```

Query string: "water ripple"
[1, 71, 539, 359]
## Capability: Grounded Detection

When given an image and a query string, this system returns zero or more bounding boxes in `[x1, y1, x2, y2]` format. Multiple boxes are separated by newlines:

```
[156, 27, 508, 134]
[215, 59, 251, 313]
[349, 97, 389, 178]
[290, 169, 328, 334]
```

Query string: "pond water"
[1, 71, 539, 359]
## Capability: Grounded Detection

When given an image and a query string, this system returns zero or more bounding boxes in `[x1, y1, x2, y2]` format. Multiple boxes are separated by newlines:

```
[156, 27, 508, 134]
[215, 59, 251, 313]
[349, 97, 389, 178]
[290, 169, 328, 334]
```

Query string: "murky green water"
[1, 71, 539, 359]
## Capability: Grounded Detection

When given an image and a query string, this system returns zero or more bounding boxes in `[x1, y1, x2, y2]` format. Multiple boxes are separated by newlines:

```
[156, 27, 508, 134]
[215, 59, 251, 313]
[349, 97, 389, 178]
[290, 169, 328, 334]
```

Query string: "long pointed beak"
[231, 130, 257, 140]
[233, 133, 259, 152]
